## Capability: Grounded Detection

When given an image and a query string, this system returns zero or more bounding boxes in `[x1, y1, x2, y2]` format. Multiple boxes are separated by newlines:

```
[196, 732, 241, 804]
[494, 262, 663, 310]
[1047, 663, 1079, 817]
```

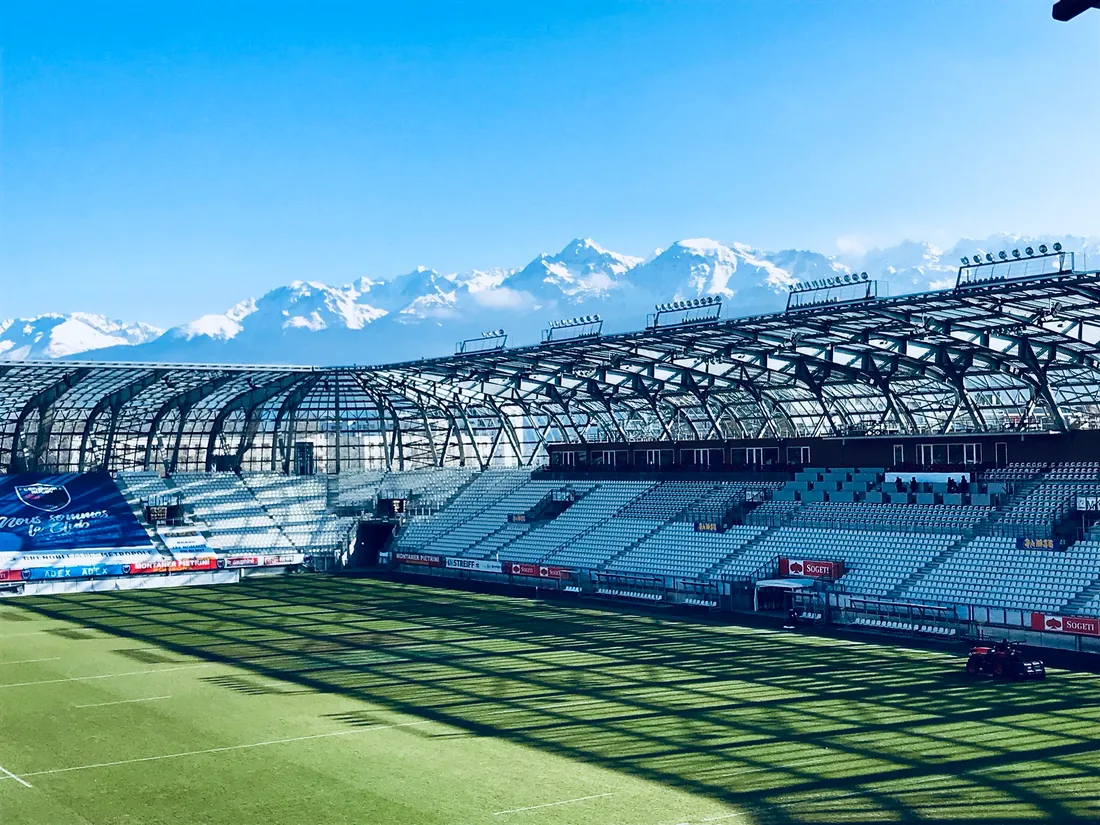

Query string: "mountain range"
[3, 233, 1096, 366]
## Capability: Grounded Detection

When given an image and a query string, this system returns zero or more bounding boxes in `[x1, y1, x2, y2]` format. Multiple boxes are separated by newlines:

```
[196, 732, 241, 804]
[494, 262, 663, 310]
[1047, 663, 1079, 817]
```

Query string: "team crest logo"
[15, 483, 71, 513]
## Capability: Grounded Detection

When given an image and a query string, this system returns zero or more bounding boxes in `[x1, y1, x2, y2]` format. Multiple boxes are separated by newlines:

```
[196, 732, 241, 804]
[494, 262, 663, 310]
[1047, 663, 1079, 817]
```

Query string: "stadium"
[5, 250, 1100, 823]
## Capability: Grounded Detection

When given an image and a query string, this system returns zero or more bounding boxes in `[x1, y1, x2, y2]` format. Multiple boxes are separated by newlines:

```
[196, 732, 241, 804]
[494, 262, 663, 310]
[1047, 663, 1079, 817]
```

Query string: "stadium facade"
[4, 263, 1100, 476]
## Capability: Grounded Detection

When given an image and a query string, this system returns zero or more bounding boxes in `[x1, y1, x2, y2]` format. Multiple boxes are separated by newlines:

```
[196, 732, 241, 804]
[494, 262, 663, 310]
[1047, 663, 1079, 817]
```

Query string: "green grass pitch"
[2, 577, 1099, 824]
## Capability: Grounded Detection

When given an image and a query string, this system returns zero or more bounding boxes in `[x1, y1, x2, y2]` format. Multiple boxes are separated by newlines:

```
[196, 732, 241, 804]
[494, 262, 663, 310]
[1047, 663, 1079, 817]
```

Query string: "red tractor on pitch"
[965, 640, 1046, 680]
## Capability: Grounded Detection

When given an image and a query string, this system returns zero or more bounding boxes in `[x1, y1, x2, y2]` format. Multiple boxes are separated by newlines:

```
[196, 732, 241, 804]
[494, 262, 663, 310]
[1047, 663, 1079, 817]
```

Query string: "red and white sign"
[779, 558, 844, 579]
[262, 553, 304, 566]
[128, 556, 218, 575]
[504, 562, 572, 580]
[1031, 612, 1100, 636]
[224, 555, 261, 568]
[394, 551, 443, 568]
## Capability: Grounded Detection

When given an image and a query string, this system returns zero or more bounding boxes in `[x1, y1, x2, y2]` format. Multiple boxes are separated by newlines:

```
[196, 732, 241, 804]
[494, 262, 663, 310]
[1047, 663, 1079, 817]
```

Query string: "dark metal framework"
[5, 270, 1100, 474]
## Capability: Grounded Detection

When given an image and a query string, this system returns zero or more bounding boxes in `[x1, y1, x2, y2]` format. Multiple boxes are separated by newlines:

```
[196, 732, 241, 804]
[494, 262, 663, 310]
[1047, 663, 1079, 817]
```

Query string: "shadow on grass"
[10, 576, 1100, 825]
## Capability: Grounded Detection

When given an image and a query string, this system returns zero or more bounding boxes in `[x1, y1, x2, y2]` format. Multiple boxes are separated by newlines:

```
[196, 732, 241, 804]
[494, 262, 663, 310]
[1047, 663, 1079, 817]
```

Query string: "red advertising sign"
[779, 558, 845, 579]
[0, 569, 22, 582]
[224, 556, 261, 568]
[1031, 612, 1100, 636]
[128, 557, 219, 575]
[393, 552, 443, 568]
[262, 554, 303, 566]
[503, 562, 571, 580]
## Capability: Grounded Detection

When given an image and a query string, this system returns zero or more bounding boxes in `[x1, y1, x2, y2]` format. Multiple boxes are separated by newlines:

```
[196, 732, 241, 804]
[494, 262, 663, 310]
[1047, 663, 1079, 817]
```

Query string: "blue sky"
[2, 1, 1099, 326]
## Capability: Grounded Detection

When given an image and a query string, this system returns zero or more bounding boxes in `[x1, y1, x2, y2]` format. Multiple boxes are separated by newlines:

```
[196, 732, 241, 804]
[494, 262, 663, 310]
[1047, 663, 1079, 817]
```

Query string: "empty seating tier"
[605, 523, 763, 579]
[897, 535, 1100, 613]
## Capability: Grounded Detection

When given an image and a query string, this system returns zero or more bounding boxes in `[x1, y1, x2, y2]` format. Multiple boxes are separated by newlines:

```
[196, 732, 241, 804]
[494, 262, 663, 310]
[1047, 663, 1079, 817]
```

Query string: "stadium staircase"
[701, 527, 775, 582]
[587, 520, 668, 572]
[883, 535, 969, 601]
[984, 477, 1043, 527]
[1061, 578, 1100, 614]
[325, 475, 340, 510]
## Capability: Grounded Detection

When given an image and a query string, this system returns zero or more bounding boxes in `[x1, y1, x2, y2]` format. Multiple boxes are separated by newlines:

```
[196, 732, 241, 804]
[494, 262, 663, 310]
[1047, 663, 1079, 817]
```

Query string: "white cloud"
[835, 233, 873, 256]
[471, 286, 535, 310]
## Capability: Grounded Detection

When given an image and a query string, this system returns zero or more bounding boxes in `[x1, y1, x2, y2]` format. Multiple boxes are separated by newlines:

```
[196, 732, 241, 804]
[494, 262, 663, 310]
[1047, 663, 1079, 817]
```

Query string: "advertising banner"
[1030, 612, 1100, 636]
[507, 514, 528, 523]
[262, 553, 304, 566]
[223, 556, 261, 568]
[17, 563, 130, 581]
[1016, 537, 1062, 551]
[127, 556, 218, 575]
[444, 557, 504, 573]
[0, 473, 153, 554]
[503, 562, 572, 580]
[158, 527, 209, 551]
[694, 522, 726, 533]
[394, 551, 443, 567]
[778, 558, 845, 578]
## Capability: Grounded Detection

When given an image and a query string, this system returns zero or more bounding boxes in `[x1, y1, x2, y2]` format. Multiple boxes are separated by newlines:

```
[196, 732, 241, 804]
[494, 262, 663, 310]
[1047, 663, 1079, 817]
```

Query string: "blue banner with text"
[0, 473, 153, 554]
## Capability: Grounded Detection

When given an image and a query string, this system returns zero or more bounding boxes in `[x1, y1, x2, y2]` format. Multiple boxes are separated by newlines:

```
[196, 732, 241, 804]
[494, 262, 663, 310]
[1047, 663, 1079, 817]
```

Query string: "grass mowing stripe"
[4, 720, 434, 780]
[0, 763, 32, 788]
[493, 792, 614, 815]
[73, 695, 172, 709]
[0, 663, 214, 689]
[0, 658, 61, 667]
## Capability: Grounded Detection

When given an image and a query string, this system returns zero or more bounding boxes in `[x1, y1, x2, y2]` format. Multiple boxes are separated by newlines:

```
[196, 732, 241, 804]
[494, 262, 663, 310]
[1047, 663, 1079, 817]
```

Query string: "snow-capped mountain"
[8, 233, 1096, 365]
[626, 239, 847, 317]
[508, 238, 643, 303]
[0, 313, 162, 361]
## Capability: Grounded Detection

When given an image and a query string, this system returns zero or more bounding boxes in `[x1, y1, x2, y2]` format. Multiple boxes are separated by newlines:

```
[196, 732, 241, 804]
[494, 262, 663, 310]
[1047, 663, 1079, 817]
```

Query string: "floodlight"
[985, 253, 994, 263]
[998, 251, 1007, 260]
[1054, 242, 1063, 252]
[1026, 247, 1035, 256]
[861, 272, 869, 280]
[961, 257, 969, 265]
[1039, 244, 1048, 254]
[1012, 249, 1021, 259]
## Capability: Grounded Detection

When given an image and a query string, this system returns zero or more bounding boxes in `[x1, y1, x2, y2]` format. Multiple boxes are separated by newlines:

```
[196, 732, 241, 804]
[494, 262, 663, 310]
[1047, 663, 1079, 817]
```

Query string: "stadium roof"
[4, 268, 1100, 473]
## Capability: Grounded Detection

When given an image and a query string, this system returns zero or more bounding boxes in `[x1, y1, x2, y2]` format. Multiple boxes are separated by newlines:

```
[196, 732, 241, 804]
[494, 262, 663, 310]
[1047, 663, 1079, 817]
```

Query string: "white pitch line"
[0, 663, 214, 690]
[0, 764, 31, 788]
[0, 658, 61, 667]
[74, 695, 172, 709]
[1, 720, 433, 781]
[493, 792, 614, 816]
